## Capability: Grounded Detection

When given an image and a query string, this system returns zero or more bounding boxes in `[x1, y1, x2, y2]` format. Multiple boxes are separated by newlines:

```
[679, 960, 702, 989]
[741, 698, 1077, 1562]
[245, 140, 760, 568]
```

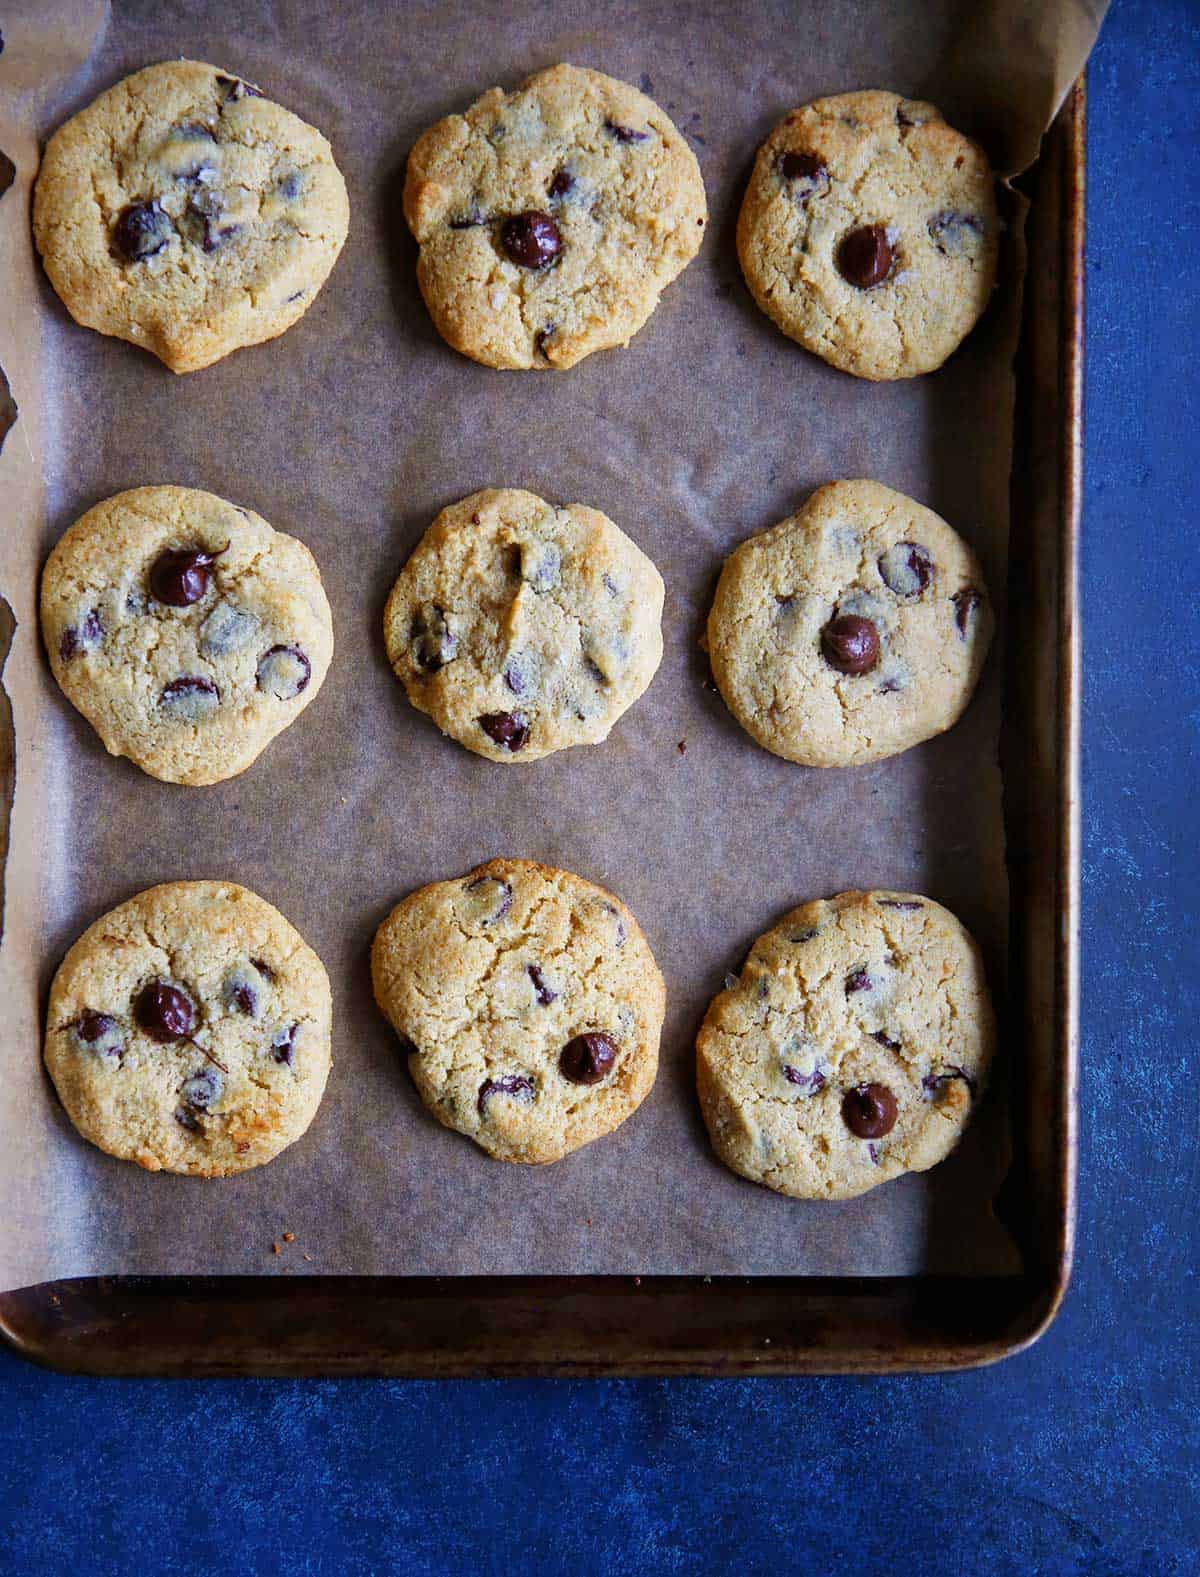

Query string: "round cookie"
[33, 60, 349, 373]
[45, 881, 332, 1176]
[696, 890, 995, 1200]
[384, 488, 664, 763]
[372, 859, 665, 1163]
[41, 485, 334, 786]
[736, 89, 998, 379]
[706, 479, 992, 768]
[403, 63, 707, 370]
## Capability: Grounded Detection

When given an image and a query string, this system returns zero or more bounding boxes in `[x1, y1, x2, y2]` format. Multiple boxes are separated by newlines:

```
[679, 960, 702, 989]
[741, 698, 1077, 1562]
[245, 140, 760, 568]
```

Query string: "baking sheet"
[0, 0, 1105, 1290]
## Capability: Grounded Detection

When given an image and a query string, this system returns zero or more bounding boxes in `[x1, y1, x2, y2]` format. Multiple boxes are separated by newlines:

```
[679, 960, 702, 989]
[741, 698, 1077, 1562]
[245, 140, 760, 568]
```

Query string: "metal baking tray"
[0, 78, 1082, 1376]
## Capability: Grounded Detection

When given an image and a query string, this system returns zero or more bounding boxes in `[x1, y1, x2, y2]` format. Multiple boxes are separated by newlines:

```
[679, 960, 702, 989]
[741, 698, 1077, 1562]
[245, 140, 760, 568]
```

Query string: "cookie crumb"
[303, 1253, 314, 1262]
[282, 1231, 295, 1243]
[271, 1242, 280, 1255]
[677, 739, 687, 755]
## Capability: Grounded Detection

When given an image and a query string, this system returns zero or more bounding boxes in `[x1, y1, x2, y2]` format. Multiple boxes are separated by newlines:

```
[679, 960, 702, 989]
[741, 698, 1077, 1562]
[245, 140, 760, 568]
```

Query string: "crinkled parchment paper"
[0, 0, 1105, 1289]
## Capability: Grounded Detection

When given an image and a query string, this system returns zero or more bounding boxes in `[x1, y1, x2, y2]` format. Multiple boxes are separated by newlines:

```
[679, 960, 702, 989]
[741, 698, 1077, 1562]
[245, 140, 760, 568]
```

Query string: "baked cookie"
[697, 890, 994, 1200]
[384, 488, 664, 762]
[403, 63, 706, 369]
[737, 89, 998, 379]
[33, 60, 349, 373]
[706, 480, 992, 768]
[42, 485, 333, 786]
[372, 859, 665, 1163]
[45, 881, 332, 1176]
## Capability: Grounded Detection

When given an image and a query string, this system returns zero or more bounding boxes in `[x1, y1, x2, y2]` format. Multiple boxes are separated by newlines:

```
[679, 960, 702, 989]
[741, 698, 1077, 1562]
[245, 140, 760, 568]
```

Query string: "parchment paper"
[0, 0, 1106, 1291]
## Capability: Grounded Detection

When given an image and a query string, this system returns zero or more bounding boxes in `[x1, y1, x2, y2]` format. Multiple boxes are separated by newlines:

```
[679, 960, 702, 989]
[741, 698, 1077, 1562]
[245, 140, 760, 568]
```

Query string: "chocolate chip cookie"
[737, 89, 998, 379]
[404, 63, 706, 369]
[706, 479, 992, 767]
[372, 859, 665, 1163]
[41, 485, 334, 785]
[45, 881, 332, 1176]
[33, 60, 349, 373]
[383, 488, 664, 762]
[696, 890, 995, 1199]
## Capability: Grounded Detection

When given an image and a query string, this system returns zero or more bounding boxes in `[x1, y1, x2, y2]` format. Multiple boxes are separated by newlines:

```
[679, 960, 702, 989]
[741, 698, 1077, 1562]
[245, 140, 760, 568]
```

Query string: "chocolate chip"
[271, 1024, 299, 1065]
[500, 210, 562, 269]
[222, 966, 260, 1017]
[534, 324, 556, 359]
[789, 929, 818, 944]
[871, 1029, 902, 1052]
[602, 573, 619, 599]
[478, 711, 529, 751]
[779, 151, 829, 202]
[878, 542, 934, 599]
[277, 171, 302, 200]
[842, 1082, 898, 1139]
[952, 587, 983, 636]
[928, 210, 984, 254]
[183, 186, 239, 253]
[836, 224, 894, 288]
[180, 1067, 223, 1110]
[410, 606, 457, 673]
[559, 1032, 617, 1085]
[215, 73, 260, 102]
[922, 1065, 976, 1100]
[547, 169, 574, 198]
[584, 654, 609, 688]
[527, 964, 557, 1005]
[150, 545, 223, 606]
[464, 875, 513, 925]
[845, 968, 873, 995]
[256, 644, 310, 699]
[877, 676, 903, 695]
[175, 1106, 202, 1134]
[58, 608, 103, 660]
[199, 600, 257, 657]
[878, 899, 923, 911]
[868, 1142, 881, 1165]
[71, 1012, 124, 1061]
[504, 652, 533, 696]
[821, 614, 880, 675]
[112, 201, 172, 262]
[783, 1063, 825, 1094]
[178, 121, 218, 143]
[521, 541, 560, 592]
[604, 119, 649, 144]
[477, 1074, 535, 1113]
[160, 675, 220, 718]
[134, 981, 196, 1043]
[251, 957, 275, 980]
[449, 209, 488, 230]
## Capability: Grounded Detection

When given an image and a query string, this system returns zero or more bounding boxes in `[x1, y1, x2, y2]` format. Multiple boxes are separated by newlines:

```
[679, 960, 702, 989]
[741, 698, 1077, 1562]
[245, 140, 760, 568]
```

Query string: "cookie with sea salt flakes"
[41, 485, 333, 785]
[696, 890, 995, 1200]
[706, 479, 992, 767]
[736, 89, 998, 379]
[372, 859, 665, 1163]
[403, 63, 707, 369]
[383, 488, 664, 762]
[33, 60, 349, 373]
[45, 881, 332, 1176]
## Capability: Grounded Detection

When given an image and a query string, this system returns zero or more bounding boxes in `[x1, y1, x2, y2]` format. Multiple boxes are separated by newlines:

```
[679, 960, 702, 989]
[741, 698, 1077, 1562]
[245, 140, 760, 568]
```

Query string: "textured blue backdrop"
[2, 3, 1196, 1572]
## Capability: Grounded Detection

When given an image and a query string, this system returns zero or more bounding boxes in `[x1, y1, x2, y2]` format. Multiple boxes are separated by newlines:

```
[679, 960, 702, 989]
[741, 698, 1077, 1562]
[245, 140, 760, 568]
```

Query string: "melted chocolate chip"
[783, 1063, 825, 1094]
[150, 545, 224, 606]
[500, 210, 562, 269]
[836, 224, 894, 288]
[922, 1065, 976, 1100]
[604, 119, 649, 144]
[527, 964, 557, 1005]
[878, 542, 934, 599]
[160, 675, 220, 717]
[256, 644, 311, 699]
[478, 711, 529, 751]
[72, 1012, 125, 1061]
[548, 169, 574, 198]
[112, 201, 172, 262]
[134, 981, 196, 1043]
[411, 606, 457, 673]
[928, 210, 984, 254]
[845, 968, 873, 995]
[59, 608, 103, 661]
[271, 1024, 299, 1065]
[477, 1074, 536, 1114]
[952, 587, 983, 636]
[821, 614, 880, 675]
[842, 1082, 898, 1139]
[872, 1029, 902, 1052]
[559, 1032, 617, 1085]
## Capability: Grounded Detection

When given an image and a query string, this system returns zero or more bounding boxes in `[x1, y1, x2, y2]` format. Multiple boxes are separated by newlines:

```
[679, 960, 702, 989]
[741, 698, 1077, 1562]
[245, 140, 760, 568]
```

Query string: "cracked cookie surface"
[403, 63, 706, 369]
[697, 889, 995, 1199]
[33, 59, 349, 373]
[736, 89, 998, 379]
[371, 859, 665, 1163]
[706, 479, 992, 768]
[42, 485, 334, 785]
[45, 881, 332, 1176]
[384, 487, 664, 762]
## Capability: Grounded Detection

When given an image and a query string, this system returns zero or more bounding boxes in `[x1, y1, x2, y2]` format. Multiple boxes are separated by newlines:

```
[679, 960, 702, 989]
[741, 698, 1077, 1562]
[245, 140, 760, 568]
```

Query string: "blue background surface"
[2, 2, 1197, 1571]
